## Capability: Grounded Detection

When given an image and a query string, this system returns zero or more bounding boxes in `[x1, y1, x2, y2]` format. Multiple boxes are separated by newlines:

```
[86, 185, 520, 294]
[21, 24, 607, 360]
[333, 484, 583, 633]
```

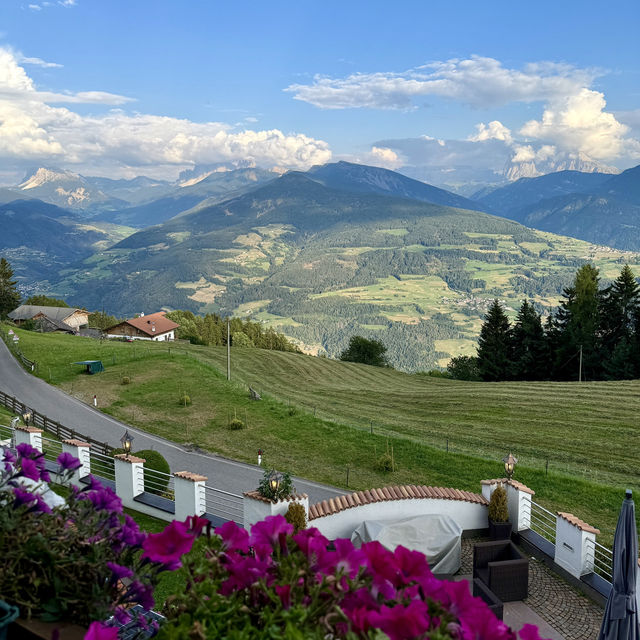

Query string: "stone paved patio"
[459, 537, 604, 640]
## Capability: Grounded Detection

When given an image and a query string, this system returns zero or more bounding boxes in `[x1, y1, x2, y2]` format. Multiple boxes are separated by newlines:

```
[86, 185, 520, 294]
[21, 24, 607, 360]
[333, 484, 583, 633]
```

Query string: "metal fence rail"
[527, 500, 558, 544]
[203, 484, 243, 524]
[0, 389, 111, 456]
[89, 450, 116, 481]
[41, 435, 63, 464]
[144, 467, 175, 497]
[586, 539, 614, 582]
[0, 424, 15, 447]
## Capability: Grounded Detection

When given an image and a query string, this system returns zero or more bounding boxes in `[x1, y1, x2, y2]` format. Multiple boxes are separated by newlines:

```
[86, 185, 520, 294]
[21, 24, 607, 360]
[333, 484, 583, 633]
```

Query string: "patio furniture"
[472, 578, 504, 621]
[473, 540, 529, 602]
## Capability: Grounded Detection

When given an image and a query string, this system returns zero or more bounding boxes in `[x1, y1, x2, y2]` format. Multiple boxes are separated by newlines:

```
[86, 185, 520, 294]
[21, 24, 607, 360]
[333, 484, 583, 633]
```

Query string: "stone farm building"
[105, 311, 179, 342]
[8, 305, 90, 333]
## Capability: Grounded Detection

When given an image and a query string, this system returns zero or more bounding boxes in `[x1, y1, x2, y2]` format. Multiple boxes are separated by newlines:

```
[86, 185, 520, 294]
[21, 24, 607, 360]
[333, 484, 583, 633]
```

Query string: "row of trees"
[452, 264, 640, 381]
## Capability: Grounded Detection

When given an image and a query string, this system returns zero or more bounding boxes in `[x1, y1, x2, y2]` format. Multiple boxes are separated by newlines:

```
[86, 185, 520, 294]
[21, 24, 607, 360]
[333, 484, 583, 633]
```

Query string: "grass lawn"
[7, 326, 640, 545]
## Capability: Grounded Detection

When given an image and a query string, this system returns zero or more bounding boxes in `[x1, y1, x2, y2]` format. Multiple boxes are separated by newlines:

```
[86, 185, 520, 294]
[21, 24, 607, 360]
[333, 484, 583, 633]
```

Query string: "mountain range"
[2, 160, 639, 370]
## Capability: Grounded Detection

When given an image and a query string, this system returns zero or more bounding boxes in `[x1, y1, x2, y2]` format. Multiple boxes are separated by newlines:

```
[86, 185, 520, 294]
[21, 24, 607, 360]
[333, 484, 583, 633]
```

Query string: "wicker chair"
[472, 578, 504, 620]
[472, 540, 529, 602]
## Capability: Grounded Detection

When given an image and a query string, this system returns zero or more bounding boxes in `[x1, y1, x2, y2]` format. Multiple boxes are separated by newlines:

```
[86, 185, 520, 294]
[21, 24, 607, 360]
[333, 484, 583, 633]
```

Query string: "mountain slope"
[483, 165, 640, 250]
[94, 167, 277, 227]
[0, 199, 134, 284]
[308, 161, 484, 211]
[476, 170, 612, 215]
[52, 172, 640, 371]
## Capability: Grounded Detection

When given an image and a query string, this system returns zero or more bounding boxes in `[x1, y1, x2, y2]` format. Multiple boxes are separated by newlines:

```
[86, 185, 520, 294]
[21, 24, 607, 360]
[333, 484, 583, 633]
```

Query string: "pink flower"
[20, 457, 40, 481]
[186, 514, 210, 536]
[275, 584, 292, 609]
[393, 545, 433, 584]
[249, 515, 293, 557]
[368, 601, 431, 640]
[142, 520, 195, 570]
[293, 527, 329, 562]
[83, 621, 118, 640]
[519, 624, 548, 640]
[219, 554, 273, 595]
[56, 452, 82, 471]
[216, 520, 250, 553]
[316, 538, 365, 579]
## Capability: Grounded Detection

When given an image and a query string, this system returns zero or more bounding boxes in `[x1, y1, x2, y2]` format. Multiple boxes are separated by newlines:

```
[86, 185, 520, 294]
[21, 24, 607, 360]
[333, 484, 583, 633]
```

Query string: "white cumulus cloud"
[0, 47, 332, 178]
[286, 56, 595, 110]
[468, 120, 513, 143]
[519, 88, 638, 162]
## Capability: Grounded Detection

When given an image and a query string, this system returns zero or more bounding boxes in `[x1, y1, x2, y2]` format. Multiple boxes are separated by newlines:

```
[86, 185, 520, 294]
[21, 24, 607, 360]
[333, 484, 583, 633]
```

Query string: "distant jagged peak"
[19, 167, 83, 190]
[505, 153, 620, 182]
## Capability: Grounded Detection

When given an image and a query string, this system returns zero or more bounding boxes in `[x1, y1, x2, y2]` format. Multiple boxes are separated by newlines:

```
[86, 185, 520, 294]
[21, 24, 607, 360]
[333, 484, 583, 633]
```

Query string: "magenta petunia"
[316, 538, 365, 579]
[13, 487, 38, 508]
[83, 621, 119, 640]
[185, 514, 210, 536]
[519, 624, 547, 640]
[125, 580, 155, 611]
[368, 601, 431, 640]
[107, 561, 133, 581]
[215, 520, 250, 553]
[142, 520, 195, 570]
[82, 486, 122, 514]
[219, 554, 273, 595]
[393, 544, 433, 584]
[274, 584, 292, 609]
[20, 457, 41, 481]
[16, 442, 39, 459]
[249, 515, 293, 557]
[57, 452, 82, 471]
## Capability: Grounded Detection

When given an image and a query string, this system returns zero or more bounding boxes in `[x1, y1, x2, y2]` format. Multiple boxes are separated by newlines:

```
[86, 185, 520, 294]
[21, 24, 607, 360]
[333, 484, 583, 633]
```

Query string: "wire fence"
[527, 500, 558, 545]
[40, 435, 63, 464]
[203, 484, 243, 524]
[89, 450, 116, 482]
[144, 467, 175, 498]
[585, 539, 614, 583]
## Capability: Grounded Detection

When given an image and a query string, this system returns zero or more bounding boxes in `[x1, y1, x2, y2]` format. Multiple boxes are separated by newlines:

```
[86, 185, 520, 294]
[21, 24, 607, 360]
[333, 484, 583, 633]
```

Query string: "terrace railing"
[143, 467, 175, 498]
[203, 484, 243, 525]
[585, 538, 614, 583]
[0, 389, 111, 456]
[528, 500, 558, 545]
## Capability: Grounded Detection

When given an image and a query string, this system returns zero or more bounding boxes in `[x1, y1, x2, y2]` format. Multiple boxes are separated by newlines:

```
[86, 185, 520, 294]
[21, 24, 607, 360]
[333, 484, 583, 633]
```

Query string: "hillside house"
[105, 311, 179, 342]
[8, 305, 89, 333]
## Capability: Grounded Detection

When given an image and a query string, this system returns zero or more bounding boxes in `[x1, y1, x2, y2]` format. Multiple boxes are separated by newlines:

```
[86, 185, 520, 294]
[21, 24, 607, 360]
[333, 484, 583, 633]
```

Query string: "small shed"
[73, 360, 104, 375]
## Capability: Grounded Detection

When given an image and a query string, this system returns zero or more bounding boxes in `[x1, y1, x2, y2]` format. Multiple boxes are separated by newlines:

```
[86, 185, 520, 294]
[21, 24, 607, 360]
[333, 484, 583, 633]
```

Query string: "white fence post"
[554, 512, 600, 578]
[14, 425, 43, 451]
[114, 454, 145, 510]
[243, 491, 309, 530]
[174, 471, 207, 521]
[61, 439, 91, 483]
[480, 478, 534, 532]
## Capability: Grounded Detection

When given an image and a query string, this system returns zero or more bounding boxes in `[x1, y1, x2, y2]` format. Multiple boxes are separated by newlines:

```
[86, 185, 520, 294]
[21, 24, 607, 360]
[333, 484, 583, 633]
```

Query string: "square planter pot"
[488, 519, 512, 540]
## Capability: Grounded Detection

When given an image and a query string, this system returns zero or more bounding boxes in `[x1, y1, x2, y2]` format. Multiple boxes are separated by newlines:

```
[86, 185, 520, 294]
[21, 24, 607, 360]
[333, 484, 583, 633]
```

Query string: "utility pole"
[578, 345, 582, 382]
[227, 318, 231, 381]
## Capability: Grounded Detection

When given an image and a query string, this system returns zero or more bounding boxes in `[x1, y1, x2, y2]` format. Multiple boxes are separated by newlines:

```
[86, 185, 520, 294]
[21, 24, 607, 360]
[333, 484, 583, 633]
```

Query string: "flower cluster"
[0, 445, 193, 633]
[160, 515, 547, 640]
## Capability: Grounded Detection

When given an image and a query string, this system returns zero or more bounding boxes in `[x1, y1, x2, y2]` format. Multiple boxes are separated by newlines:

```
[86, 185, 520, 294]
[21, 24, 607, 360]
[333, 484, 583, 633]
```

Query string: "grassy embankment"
[7, 327, 640, 546]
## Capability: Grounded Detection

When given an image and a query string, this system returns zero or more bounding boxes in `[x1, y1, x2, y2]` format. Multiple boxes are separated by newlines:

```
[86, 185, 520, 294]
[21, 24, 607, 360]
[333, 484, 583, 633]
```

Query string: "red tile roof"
[481, 478, 535, 495]
[557, 512, 600, 535]
[308, 485, 487, 521]
[122, 311, 179, 337]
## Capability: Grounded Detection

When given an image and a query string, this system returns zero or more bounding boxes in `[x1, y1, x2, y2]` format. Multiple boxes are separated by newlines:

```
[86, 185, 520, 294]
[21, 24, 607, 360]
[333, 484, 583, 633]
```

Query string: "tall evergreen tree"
[511, 300, 548, 380]
[477, 299, 513, 381]
[0, 258, 20, 319]
[600, 265, 640, 379]
[553, 264, 601, 380]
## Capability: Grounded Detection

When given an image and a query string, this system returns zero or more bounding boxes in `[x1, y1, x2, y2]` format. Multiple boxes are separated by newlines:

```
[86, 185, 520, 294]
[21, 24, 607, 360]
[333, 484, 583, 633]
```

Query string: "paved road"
[0, 337, 346, 504]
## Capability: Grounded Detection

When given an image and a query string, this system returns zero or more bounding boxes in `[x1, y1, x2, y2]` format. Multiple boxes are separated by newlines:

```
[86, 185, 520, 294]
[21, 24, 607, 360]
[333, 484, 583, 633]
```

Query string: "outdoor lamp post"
[503, 452, 518, 480]
[22, 409, 32, 426]
[268, 470, 281, 496]
[120, 430, 134, 458]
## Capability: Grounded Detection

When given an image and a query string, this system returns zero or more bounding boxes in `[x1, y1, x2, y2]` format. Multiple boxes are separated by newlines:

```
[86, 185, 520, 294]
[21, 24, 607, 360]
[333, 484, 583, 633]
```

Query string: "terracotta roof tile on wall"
[557, 512, 600, 535]
[481, 478, 535, 495]
[308, 485, 488, 521]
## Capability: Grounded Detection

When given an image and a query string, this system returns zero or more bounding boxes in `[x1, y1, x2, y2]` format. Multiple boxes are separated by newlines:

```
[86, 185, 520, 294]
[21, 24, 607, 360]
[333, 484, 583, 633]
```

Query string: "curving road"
[0, 337, 345, 504]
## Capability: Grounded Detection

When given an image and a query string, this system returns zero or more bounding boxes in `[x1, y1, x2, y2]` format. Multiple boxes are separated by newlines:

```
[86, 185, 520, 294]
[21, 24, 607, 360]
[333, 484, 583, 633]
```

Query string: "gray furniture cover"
[350, 514, 463, 574]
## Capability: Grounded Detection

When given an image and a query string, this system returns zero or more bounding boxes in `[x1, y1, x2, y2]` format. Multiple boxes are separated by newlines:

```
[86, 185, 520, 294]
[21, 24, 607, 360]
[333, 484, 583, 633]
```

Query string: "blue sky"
[1, 0, 639, 184]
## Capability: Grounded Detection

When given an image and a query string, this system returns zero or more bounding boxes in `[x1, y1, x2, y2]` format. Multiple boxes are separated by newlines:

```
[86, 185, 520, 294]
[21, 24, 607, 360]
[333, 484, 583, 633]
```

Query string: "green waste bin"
[0, 601, 18, 640]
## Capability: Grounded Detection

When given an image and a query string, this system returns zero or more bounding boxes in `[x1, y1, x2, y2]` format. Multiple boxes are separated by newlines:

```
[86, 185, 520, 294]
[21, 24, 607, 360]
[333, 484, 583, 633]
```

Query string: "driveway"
[0, 337, 346, 504]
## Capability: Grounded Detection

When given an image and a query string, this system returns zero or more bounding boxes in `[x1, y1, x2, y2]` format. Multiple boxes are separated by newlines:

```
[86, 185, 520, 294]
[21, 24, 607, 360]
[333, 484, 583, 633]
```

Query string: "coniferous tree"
[553, 264, 601, 380]
[600, 265, 640, 378]
[477, 299, 513, 381]
[340, 335, 389, 367]
[0, 258, 20, 319]
[511, 300, 548, 380]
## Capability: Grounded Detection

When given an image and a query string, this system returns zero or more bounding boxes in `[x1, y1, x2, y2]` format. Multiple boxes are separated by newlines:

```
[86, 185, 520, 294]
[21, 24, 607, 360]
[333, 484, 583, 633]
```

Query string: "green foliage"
[447, 356, 480, 381]
[0, 258, 20, 319]
[340, 335, 389, 367]
[488, 485, 509, 523]
[228, 417, 245, 430]
[121, 375, 131, 385]
[135, 449, 171, 495]
[23, 295, 69, 307]
[257, 468, 295, 502]
[476, 300, 513, 381]
[232, 330, 254, 347]
[88, 310, 121, 330]
[284, 502, 307, 533]
[179, 393, 191, 407]
[375, 452, 394, 473]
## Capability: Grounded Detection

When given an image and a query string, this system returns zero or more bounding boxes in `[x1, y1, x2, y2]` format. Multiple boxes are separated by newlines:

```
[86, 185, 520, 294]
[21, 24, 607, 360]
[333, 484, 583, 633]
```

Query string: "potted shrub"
[488, 484, 512, 539]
